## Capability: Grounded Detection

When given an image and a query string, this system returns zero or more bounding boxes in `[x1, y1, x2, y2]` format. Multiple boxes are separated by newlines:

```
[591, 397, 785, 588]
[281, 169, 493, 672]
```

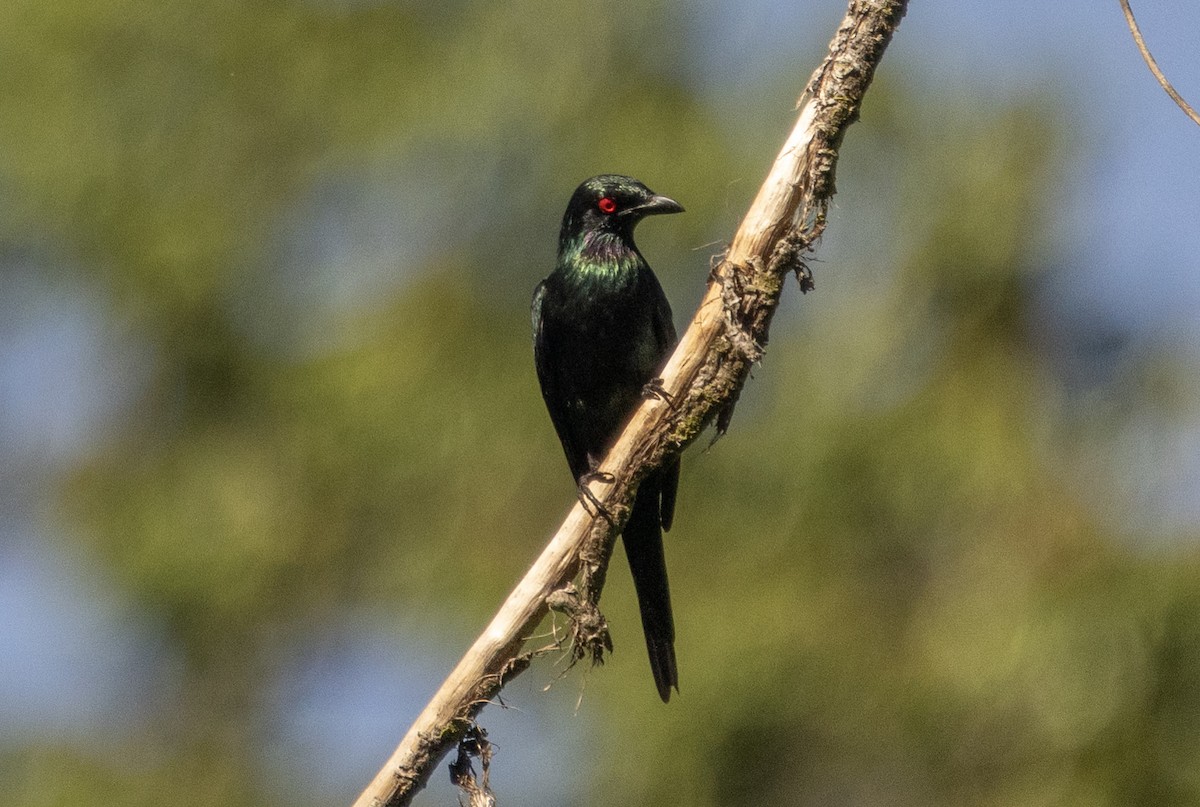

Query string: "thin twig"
[1119, 0, 1200, 127]
[351, 2, 908, 805]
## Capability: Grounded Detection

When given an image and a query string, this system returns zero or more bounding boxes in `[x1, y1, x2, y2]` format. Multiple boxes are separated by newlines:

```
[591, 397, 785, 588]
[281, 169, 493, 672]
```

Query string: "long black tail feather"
[622, 473, 678, 702]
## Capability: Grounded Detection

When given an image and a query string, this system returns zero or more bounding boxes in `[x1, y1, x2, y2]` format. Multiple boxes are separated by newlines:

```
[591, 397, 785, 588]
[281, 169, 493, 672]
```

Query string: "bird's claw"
[577, 471, 615, 524]
[642, 377, 676, 407]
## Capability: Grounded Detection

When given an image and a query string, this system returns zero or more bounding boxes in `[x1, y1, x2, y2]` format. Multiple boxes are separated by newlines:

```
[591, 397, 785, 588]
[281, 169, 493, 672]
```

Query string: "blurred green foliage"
[4, 2, 1200, 807]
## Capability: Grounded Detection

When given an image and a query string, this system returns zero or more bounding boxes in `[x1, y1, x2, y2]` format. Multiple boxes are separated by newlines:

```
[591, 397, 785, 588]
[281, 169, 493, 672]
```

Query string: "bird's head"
[559, 174, 684, 247]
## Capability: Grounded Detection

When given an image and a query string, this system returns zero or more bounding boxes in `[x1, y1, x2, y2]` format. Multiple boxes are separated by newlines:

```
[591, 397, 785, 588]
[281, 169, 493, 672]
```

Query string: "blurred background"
[3, 1, 1200, 805]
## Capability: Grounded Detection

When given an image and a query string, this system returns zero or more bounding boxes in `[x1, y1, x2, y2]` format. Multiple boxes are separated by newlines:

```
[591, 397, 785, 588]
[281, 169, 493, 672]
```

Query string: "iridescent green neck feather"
[557, 229, 643, 285]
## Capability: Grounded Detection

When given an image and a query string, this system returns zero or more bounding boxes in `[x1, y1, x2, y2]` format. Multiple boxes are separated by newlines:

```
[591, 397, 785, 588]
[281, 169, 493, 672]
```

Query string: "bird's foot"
[641, 376, 677, 407]
[577, 471, 615, 524]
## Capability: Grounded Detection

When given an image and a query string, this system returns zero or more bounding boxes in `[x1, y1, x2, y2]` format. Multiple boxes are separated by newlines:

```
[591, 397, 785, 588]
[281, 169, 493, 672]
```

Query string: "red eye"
[597, 197, 617, 214]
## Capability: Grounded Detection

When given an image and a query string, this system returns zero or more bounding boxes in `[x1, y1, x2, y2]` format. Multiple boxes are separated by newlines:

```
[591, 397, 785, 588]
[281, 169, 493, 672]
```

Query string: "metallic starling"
[532, 174, 683, 702]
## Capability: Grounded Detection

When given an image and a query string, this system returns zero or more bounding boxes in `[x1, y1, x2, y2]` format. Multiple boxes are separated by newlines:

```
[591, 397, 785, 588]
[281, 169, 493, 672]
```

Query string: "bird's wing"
[647, 274, 680, 531]
[532, 279, 590, 481]
[646, 269, 678, 351]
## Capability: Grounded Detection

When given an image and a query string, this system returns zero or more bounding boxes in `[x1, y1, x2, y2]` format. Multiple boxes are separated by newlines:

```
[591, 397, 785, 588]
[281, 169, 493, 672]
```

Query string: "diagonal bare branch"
[352, 2, 908, 805]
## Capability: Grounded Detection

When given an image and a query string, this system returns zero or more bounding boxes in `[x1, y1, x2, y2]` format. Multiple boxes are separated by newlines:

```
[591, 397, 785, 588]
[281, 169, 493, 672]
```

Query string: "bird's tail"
[622, 473, 678, 702]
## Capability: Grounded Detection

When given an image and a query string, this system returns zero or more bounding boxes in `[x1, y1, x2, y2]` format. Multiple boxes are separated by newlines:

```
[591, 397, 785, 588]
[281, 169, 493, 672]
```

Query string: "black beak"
[626, 194, 685, 217]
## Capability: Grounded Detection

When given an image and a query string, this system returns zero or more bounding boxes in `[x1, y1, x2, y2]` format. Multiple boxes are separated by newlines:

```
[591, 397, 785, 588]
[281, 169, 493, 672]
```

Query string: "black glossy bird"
[532, 174, 684, 702]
